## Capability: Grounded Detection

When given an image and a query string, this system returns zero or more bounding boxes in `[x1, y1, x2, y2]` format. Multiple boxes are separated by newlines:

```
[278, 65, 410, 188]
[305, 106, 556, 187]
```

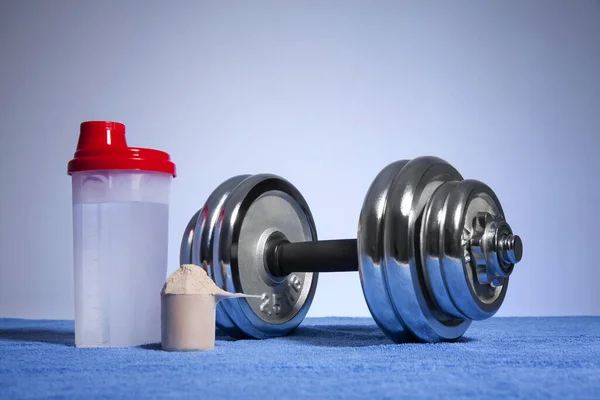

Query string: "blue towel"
[1, 317, 599, 399]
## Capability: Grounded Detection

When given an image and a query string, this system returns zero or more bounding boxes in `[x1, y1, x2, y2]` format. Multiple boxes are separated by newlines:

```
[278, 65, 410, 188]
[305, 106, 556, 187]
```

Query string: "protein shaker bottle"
[67, 121, 176, 347]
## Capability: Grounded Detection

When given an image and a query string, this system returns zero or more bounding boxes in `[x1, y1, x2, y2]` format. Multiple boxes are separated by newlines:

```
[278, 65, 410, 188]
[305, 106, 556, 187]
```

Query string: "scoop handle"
[215, 292, 262, 302]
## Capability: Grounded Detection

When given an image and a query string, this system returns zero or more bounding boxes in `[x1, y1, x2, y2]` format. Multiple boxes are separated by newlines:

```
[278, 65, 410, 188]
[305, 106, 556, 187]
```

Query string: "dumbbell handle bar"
[267, 239, 359, 276]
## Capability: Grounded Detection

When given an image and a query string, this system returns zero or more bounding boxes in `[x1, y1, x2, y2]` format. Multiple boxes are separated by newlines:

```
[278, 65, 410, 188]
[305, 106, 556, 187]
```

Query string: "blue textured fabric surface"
[1, 317, 599, 399]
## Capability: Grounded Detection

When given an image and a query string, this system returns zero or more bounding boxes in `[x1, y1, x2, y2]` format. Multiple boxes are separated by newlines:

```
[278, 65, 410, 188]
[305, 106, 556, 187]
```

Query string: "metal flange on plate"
[358, 156, 512, 343]
[181, 174, 318, 339]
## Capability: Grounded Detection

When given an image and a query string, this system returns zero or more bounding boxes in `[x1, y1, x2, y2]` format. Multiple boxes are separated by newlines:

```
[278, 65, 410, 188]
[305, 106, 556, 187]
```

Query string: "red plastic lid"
[67, 121, 176, 177]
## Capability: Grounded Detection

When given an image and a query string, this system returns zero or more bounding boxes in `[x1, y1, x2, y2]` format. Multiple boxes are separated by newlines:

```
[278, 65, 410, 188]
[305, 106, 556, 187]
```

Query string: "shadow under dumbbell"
[282, 324, 394, 348]
[216, 329, 236, 341]
[282, 325, 477, 348]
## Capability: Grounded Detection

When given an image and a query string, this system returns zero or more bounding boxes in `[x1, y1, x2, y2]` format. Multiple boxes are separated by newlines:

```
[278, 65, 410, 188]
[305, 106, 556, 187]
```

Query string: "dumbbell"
[180, 156, 523, 343]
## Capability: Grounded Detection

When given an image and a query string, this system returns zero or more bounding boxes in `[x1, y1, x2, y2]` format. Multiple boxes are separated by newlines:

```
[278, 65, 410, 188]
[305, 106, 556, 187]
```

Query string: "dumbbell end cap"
[511, 235, 523, 263]
[498, 233, 523, 267]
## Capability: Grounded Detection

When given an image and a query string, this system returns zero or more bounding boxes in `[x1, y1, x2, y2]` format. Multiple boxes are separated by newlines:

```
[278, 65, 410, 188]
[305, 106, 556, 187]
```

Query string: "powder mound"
[161, 264, 233, 296]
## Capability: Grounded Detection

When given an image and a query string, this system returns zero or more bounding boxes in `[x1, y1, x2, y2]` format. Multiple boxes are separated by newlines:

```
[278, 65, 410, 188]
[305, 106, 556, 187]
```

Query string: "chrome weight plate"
[357, 160, 411, 343]
[180, 208, 201, 267]
[382, 156, 471, 342]
[212, 174, 318, 339]
[420, 180, 465, 320]
[179, 175, 250, 338]
[430, 179, 508, 321]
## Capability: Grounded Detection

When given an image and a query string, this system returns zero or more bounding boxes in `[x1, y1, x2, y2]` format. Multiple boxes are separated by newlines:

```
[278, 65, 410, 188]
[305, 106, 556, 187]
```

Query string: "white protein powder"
[161, 264, 233, 296]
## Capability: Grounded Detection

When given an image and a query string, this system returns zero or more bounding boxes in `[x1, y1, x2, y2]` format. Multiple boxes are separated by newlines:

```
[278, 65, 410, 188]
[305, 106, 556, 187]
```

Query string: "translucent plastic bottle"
[67, 121, 176, 347]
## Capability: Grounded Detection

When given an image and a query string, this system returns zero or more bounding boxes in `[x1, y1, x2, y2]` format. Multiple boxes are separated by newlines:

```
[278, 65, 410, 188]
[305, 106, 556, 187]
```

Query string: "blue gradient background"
[1, 1, 598, 320]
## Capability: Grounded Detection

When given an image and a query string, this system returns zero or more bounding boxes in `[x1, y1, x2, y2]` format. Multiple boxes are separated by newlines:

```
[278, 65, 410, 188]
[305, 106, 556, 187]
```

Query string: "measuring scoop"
[161, 291, 260, 351]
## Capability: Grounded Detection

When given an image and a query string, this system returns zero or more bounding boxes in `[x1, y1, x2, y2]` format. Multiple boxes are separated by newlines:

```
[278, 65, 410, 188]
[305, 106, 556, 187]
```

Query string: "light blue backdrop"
[1, 0, 599, 319]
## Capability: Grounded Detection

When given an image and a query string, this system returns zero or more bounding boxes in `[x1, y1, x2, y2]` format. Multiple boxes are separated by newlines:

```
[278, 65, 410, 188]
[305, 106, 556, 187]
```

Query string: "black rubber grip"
[268, 239, 359, 276]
